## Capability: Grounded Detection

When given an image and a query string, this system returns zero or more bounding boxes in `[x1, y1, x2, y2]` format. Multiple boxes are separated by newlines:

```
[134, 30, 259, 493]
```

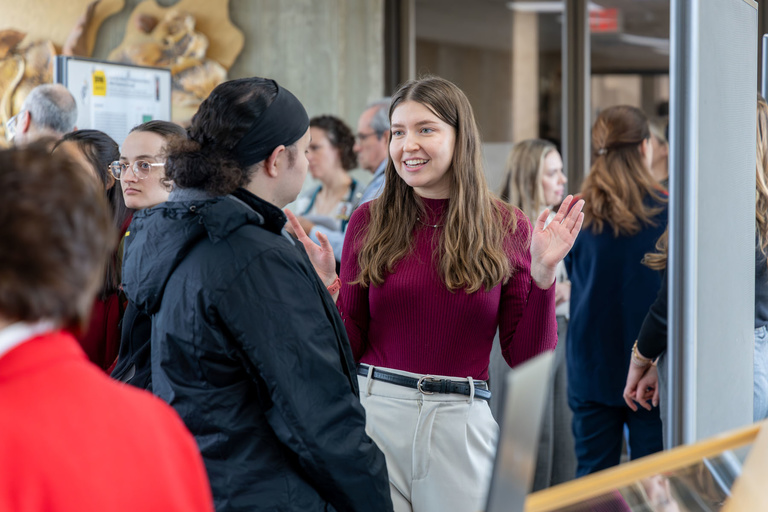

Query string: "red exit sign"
[590, 8, 621, 33]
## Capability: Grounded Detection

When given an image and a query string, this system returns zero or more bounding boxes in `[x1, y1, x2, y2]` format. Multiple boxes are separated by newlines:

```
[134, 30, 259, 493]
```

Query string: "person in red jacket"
[0, 147, 214, 512]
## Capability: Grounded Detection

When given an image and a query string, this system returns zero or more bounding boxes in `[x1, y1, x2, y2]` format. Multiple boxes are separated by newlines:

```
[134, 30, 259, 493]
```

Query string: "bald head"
[14, 84, 78, 146]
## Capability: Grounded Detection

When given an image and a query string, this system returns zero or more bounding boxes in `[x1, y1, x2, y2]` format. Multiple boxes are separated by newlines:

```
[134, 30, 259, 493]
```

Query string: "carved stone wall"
[93, 0, 385, 129]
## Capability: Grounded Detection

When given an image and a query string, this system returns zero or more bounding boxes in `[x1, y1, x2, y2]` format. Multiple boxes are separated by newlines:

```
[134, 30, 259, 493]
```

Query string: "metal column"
[562, 0, 591, 192]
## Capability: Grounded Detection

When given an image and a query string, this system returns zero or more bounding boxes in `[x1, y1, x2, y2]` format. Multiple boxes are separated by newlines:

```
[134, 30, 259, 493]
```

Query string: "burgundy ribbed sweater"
[338, 197, 557, 381]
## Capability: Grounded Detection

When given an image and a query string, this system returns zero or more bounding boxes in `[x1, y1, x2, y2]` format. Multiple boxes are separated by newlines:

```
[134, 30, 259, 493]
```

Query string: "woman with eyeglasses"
[51, 129, 130, 372]
[110, 120, 187, 390]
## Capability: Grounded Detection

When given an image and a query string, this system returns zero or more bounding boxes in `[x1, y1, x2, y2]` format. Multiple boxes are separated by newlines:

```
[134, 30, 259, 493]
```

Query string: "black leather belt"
[357, 365, 491, 401]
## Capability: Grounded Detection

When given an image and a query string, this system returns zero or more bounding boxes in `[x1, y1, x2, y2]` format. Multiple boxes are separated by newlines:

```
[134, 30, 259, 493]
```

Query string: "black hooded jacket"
[122, 188, 392, 512]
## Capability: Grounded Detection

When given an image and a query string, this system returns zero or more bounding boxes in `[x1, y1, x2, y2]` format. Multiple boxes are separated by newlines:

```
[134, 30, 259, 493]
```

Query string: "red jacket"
[0, 330, 214, 512]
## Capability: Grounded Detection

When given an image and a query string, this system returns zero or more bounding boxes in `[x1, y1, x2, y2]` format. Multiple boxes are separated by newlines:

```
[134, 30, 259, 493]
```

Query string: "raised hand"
[529, 195, 585, 288]
[284, 209, 337, 287]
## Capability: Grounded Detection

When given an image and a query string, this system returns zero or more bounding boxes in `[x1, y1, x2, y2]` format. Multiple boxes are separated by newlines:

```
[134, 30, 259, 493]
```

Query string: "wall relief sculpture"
[0, 0, 242, 144]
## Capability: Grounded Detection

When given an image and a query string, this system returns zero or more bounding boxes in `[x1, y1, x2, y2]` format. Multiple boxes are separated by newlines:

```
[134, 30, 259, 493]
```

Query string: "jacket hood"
[122, 188, 284, 314]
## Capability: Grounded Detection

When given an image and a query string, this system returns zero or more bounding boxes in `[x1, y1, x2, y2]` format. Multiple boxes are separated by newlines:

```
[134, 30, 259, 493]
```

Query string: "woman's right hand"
[623, 362, 659, 412]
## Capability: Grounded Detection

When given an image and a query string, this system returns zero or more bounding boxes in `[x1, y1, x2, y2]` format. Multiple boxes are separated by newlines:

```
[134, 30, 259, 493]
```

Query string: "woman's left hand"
[284, 209, 337, 288]
[530, 195, 585, 288]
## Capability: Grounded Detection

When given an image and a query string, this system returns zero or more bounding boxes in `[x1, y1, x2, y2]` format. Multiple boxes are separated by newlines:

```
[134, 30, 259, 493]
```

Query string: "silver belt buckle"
[417, 375, 440, 395]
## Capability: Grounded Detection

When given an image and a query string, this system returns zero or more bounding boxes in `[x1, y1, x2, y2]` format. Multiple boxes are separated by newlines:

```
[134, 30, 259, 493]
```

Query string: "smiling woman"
[389, 100, 456, 199]
[336, 75, 585, 512]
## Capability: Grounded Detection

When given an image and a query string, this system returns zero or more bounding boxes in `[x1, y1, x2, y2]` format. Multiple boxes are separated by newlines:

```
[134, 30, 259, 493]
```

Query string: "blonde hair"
[582, 105, 666, 237]
[353, 76, 521, 293]
[500, 139, 557, 221]
[756, 94, 768, 261]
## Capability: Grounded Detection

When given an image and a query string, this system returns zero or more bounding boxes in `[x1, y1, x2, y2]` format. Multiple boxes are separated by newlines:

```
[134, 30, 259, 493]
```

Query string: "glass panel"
[414, 0, 670, 156]
[548, 450, 748, 512]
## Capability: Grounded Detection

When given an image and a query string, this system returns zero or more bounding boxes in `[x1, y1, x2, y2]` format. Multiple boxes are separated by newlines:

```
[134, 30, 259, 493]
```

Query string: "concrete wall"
[93, 0, 385, 129]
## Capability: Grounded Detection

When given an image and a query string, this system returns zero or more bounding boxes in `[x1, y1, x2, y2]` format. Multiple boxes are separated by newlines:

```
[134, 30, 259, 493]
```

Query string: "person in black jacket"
[121, 77, 392, 512]
[111, 120, 187, 389]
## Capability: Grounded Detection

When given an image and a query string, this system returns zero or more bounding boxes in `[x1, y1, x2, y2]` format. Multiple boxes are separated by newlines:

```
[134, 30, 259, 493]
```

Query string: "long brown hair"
[645, 94, 768, 271]
[353, 76, 519, 293]
[582, 105, 666, 237]
[500, 138, 557, 221]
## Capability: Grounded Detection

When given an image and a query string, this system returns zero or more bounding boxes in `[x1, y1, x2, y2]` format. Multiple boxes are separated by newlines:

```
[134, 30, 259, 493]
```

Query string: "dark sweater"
[338, 197, 557, 380]
[565, 198, 668, 406]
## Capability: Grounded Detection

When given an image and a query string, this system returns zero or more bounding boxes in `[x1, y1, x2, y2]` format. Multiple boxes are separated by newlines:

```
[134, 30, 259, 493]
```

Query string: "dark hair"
[53, 130, 128, 298]
[129, 120, 187, 140]
[0, 148, 113, 330]
[310, 115, 357, 170]
[164, 77, 279, 195]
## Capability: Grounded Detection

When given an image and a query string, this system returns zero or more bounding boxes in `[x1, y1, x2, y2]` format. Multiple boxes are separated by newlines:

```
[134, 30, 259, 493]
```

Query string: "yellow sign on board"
[92, 71, 106, 96]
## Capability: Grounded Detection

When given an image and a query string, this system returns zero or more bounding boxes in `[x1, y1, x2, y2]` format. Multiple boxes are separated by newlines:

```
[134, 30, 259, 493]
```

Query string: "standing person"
[292, 98, 391, 261]
[8, 84, 77, 148]
[51, 130, 130, 372]
[624, 94, 768, 426]
[0, 148, 213, 512]
[496, 138, 576, 489]
[336, 76, 584, 512]
[566, 105, 668, 476]
[109, 120, 186, 390]
[121, 77, 392, 512]
[292, 115, 361, 261]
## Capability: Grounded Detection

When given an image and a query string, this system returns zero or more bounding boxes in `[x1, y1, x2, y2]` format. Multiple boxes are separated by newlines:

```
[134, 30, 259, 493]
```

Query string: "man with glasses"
[292, 98, 391, 261]
[7, 84, 77, 148]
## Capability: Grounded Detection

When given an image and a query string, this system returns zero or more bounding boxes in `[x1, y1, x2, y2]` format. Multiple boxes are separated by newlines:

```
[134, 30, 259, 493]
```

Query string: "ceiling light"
[506, 1, 605, 13]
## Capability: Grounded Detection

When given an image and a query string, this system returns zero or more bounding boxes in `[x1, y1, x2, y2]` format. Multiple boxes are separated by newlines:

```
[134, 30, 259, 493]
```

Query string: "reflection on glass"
[553, 451, 744, 512]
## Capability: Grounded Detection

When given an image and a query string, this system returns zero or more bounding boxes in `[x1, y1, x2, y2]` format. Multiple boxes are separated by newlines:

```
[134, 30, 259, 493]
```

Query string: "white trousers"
[358, 366, 499, 512]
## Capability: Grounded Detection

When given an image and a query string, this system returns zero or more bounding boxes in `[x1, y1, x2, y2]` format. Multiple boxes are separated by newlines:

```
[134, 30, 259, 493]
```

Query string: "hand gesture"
[284, 209, 337, 287]
[529, 195, 585, 288]
[623, 362, 659, 412]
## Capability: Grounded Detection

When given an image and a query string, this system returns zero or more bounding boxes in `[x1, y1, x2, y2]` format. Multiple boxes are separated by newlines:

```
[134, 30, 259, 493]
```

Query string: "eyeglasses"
[5, 113, 20, 142]
[355, 131, 378, 143]
[109, 160, 164, 180]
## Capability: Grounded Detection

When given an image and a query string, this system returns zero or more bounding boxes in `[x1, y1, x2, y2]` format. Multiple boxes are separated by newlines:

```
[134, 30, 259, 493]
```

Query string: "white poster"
[56, 57, 172, 145]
